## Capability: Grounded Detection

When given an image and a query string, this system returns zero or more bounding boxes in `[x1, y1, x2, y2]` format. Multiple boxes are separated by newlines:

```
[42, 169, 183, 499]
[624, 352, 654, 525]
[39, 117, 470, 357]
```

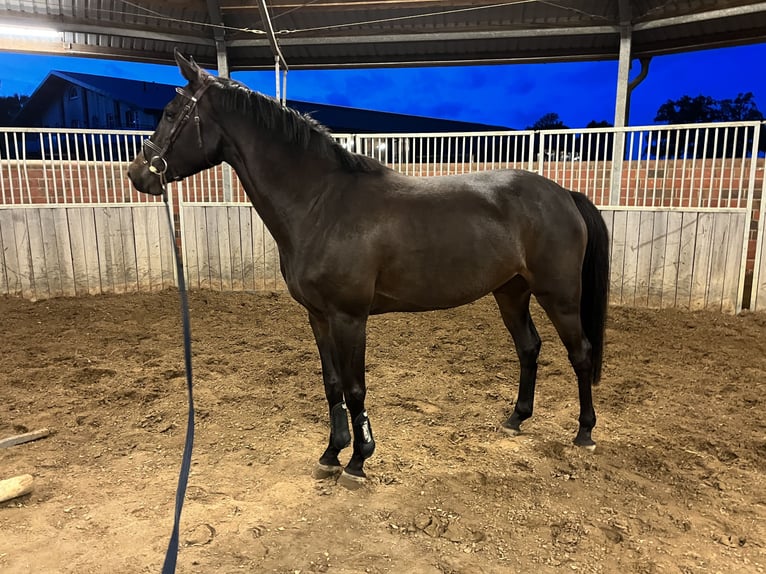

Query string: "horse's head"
[128, 49, 224, 196]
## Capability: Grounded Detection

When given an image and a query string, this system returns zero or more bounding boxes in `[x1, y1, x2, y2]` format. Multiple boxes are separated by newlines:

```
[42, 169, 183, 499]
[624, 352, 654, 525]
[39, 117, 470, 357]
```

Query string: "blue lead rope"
[161, 191, 195, 574]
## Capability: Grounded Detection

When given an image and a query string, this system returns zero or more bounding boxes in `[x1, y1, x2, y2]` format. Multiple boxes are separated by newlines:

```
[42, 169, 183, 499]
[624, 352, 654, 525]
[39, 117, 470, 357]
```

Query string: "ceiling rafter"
[0, 1, 763, 69]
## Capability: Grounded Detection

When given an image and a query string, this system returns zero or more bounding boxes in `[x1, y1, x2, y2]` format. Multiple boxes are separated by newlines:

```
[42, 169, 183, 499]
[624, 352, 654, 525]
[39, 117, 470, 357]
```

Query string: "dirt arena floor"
[1, 290, 765, 574]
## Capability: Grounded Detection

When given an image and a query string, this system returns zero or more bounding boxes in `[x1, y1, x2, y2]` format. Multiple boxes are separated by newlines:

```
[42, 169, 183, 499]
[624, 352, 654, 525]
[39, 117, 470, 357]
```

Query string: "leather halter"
[142, 77, 214, 186]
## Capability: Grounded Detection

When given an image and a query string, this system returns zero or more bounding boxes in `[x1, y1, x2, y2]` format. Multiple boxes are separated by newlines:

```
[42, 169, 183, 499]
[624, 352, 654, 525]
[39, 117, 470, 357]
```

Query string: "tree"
[652, 92, 764, 158]
[527, 113, 574, 160]
[581, 120, 614, 160]
[718, 92, 764, 122]
[655, 92, 763, 124]
[0, 95, 29, 126]
[527, 112, 568, 131]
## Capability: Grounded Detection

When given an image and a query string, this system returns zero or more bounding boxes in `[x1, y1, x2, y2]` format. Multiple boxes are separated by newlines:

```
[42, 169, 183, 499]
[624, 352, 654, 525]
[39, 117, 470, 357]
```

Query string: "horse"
[128, 50, 610, 489]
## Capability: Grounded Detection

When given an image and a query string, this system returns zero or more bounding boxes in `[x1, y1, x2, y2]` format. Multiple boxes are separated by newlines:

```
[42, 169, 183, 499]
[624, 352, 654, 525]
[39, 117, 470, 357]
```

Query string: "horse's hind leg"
[535, 291, 597, 450]
[493, 278, 542, 435]
[309, 313, 350, 478]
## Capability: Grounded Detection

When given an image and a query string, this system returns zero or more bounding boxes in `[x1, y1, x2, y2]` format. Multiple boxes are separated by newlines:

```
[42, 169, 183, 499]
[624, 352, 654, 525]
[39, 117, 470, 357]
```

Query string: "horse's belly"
[371, 258, 520, 313]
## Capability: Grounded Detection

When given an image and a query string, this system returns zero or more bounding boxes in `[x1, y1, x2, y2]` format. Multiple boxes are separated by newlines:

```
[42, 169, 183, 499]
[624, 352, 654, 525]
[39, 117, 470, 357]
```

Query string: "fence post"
[610, 131, 625, 206]
[751, 151, 766, 311]
[739, 125, 761, 312]
[222, 163, 233, 202]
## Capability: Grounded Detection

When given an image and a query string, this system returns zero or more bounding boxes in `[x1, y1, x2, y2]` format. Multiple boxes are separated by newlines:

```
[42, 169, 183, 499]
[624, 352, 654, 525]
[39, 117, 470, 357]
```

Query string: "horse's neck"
[222, 124, 333, 252]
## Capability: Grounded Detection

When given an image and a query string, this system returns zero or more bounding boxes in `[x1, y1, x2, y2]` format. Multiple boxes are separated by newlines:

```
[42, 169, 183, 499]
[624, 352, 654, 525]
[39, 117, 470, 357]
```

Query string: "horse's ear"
[174, 48, 205, 85]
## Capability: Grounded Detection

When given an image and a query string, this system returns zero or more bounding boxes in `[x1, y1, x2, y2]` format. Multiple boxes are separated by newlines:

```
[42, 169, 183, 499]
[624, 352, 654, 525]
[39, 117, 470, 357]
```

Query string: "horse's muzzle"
[128, 152, 165, 196]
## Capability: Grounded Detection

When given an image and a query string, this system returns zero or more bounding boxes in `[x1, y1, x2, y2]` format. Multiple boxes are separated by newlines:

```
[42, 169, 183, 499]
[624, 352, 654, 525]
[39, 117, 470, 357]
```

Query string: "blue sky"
[0, 42, 764, 129]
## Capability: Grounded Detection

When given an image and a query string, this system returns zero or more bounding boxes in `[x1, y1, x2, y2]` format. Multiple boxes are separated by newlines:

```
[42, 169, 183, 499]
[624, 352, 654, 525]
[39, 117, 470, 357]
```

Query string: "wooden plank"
[120, 207, 139, 293]
[0, 474, 34, 503]
[264, 228, 281, 290]
[215, 206, 232, 290]
[181, 205, 199, 290]
[675, 211, 698, 309]
[661, 211, 684, 309]
[599, 209, 614, 284]
[0, 210, 7, 294]
[721, 212, 747, 314]
[634, 210, 655, 307]
[66, 208, 89, 296]
[93, 207, 115, 293]
[109, 207, 129, 294]
[39, 208, 63, 298]
[228, 206, 244, 291]
[25, 209, 48, 300]
[705, 212, 730, 312]
[0, 209, 20, 295]
[133, 207, 152, 292]
[148, 205, 173, 291]
[196, 206, 211, 290]
[690, 212, 714, 310]
[67, 208, 100, 296]
[240, 206, 255, 291]
[79, 208, 102, 295]
[204, 206, 222, 290]
[646, 211, 668, 308]
[156, 205, 176, 290]
[621, 211, 642, 306]
[13, 209, 34, 299]
[251, 209, 266, 291]
[52, 208, 76, 297]
[0, 428, 50, 449]
[754, 216, 766, 312]
[607, 210, 627, 304]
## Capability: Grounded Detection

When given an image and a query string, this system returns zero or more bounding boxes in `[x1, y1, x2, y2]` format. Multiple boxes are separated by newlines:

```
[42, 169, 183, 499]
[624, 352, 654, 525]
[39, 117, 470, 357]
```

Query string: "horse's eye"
[165, 110, 176, 121]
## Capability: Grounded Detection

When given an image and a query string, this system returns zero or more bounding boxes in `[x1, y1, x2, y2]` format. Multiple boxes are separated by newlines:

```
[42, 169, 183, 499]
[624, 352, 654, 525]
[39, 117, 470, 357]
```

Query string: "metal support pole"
[610, 25, 631, 205]
[207, 0, 233, 201]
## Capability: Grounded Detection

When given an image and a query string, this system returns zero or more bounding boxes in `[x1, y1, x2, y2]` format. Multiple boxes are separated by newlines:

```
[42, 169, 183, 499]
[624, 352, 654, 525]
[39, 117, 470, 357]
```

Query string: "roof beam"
[229, 25, 618, 48]
[0, 13, 213, 46]
[633, 2, 766, 31]
[207, 0, 230, 77]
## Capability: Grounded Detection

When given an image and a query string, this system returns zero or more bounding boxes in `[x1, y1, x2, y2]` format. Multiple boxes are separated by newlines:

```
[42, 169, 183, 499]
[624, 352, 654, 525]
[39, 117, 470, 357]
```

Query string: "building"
[13, 70, 509, 133]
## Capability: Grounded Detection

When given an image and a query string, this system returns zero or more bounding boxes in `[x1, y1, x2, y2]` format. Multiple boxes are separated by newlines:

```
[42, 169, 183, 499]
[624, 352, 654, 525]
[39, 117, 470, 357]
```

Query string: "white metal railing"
[0, 123, 763, 209]
[0, 128, 159, 205]
[349, 121, 764, 208]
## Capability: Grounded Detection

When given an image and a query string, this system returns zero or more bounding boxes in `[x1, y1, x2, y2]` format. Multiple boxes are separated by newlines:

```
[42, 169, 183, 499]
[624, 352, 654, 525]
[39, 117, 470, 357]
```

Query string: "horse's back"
[354, 169, 588, 312]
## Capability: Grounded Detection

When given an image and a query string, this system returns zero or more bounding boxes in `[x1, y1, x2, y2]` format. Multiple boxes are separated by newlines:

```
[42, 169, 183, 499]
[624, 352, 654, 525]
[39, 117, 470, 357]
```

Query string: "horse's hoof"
[313, 463, 343, 479]
[573, 437, 597, 452]
[499, 424, 521, 436]
[337, 470, 366, 490]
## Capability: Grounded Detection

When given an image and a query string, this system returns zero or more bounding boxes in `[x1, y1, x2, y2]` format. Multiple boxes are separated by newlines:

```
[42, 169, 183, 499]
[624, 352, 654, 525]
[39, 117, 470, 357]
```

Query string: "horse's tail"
[570, 191, 610, 385]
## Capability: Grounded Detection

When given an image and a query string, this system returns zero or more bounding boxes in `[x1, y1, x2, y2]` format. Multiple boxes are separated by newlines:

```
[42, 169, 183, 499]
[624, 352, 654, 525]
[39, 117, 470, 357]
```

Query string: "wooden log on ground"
[0, 474, 34, 503]
[0, 428, 50, 449]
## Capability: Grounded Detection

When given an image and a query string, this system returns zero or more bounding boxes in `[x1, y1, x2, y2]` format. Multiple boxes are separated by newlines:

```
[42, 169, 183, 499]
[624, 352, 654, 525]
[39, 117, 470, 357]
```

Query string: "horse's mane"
[215, 77, 384, 174]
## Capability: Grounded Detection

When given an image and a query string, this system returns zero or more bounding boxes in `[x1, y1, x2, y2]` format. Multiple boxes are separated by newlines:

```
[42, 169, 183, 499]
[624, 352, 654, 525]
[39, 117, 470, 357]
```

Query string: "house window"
[106, 113, 115, 128]
[68, 86, 79, 101]
[125, 110, 139, 128]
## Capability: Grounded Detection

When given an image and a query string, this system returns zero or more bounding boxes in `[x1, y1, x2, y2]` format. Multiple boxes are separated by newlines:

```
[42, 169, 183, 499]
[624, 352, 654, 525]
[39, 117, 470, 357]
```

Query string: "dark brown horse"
[129, 51, 609, 489]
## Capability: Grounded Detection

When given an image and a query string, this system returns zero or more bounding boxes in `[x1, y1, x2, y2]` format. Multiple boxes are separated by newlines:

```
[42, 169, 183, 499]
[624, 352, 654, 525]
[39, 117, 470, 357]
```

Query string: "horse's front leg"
[309, 313, 350, 478]
[326, 312, 375, 489]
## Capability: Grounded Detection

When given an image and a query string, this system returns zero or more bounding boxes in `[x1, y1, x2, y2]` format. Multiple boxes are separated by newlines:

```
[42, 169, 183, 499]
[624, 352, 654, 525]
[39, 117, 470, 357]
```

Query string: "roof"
[0, 1, 764, 70]
[12, 70, 510, 132]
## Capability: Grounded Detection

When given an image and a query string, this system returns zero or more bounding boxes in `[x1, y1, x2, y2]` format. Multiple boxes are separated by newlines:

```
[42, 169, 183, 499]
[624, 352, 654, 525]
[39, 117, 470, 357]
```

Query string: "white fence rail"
[0, 123, 764, 313]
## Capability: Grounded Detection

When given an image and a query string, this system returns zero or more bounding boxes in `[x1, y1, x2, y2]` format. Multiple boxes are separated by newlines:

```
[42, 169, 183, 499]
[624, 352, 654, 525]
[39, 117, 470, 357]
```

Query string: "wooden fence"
[0, 204, 175, 299]
[1, 124, 765, 313]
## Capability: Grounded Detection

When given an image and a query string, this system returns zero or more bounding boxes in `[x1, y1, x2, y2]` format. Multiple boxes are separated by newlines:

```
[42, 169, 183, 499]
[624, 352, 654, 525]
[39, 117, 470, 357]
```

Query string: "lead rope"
[160, 188, 195, 574]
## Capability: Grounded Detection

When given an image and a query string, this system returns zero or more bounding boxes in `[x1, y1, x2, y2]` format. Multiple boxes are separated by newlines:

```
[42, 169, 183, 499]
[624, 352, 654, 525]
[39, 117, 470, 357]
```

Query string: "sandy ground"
[1, 290, 765, 573]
